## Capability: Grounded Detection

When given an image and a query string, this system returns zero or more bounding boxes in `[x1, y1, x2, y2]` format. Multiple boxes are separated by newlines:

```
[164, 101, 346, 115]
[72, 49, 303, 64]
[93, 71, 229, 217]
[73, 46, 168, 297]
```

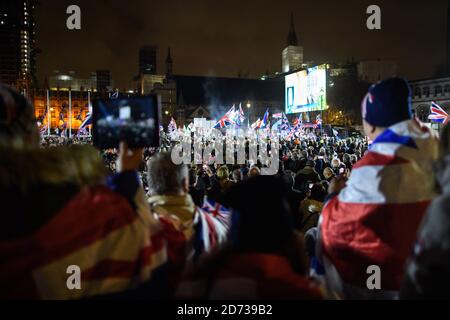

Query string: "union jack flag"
[168, 117, 177, 132]
[280, 113, 291, 133]
[214, 106, 236, 129]
[255, 109, 269, 129]
[235, 103, 246, 126]
[314, 114, 323, 129]
[428, 101, 449, 124]
[79, 113, 92, 129]
[201, 199, 231, 228]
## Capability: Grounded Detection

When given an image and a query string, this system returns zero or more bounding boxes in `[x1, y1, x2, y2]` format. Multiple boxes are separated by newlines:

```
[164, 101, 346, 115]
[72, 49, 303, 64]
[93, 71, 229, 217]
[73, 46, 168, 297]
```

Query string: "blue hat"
[361, 77, 412, 127]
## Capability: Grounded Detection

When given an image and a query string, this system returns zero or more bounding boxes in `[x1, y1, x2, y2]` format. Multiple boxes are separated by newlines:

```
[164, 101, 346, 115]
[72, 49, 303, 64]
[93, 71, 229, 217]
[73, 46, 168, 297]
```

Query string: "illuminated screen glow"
[285, 64, 327, 114]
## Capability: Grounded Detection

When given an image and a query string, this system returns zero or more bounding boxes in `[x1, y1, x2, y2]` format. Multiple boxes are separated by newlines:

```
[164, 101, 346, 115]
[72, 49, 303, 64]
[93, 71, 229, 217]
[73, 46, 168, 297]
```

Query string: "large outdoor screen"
[285, 64, 327, 114]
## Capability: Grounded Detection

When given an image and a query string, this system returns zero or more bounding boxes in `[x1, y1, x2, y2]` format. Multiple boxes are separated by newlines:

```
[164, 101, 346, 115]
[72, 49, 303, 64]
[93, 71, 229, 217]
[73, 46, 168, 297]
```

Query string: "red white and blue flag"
[272, 112, 283, 119]
[201, 199, 231, 229]
[214, 106, 236, 129]
[428, 101, 449, 124]
[168, 117, 177, 132]
[236, 103, 246, 126]
[79, 112, 92, 129]
[320, 119, 439, 291]
[259, 109, 269, 129]
[315, 114, 322, 128]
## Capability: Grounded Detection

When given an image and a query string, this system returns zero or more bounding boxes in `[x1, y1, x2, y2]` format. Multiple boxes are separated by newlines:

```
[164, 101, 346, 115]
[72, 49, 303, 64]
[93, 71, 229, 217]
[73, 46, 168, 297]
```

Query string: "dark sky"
[36, 0, 448, 89]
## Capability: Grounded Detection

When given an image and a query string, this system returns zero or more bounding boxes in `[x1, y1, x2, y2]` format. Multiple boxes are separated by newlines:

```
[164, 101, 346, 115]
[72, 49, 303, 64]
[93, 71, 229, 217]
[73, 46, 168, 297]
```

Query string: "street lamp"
[246, 103, 251, 109]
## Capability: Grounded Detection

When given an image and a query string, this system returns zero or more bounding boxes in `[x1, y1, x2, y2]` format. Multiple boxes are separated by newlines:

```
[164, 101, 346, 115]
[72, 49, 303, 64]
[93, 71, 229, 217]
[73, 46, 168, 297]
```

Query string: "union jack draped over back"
[192, 201, 230, 260]
[201, 199, 231, 229]
[320, 119, 439, 291]
[0, 176, 167, 299]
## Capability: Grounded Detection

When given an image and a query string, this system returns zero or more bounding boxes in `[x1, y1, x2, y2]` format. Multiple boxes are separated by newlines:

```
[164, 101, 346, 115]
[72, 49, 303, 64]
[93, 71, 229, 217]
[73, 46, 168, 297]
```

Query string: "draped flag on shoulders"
[201, 199, 231, 229]
[0, 174, 167, 299]
[428, 101, 449, 124]
[320, 119, 439, 291]
[193, 200, 230, 259]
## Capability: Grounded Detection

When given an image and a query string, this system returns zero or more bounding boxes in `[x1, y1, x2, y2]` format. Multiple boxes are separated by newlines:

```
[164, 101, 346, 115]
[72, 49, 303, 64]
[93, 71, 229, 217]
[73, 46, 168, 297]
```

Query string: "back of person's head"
[310, 183, 327, 202]
[216, 165, 229, 181]
[331, 158, 341, 169]
[232, 168, 242, 183]
[361, 77, 412, 140]
[188, 168, 197, 187]
[147, 151, 188, 195]
[225, 176, 294, 253]
[0, 84, 40, 148]
[248, 165, 260, 178]
[323, 167, 334, 180]
[305, 160, 315, 168]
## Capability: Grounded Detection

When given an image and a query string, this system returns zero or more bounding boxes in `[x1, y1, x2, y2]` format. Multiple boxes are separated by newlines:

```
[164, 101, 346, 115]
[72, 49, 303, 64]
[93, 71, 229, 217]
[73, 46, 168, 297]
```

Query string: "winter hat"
[361, 77, 412, 127]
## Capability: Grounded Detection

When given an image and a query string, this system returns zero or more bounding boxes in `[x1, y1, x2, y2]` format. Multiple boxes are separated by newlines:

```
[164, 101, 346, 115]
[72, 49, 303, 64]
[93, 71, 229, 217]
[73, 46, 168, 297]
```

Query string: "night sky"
[36, 0, 447, 89]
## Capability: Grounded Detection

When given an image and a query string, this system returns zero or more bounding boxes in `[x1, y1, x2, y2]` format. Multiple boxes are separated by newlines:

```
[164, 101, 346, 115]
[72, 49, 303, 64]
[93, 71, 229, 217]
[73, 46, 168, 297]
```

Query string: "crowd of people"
[0, 77, 449, 299]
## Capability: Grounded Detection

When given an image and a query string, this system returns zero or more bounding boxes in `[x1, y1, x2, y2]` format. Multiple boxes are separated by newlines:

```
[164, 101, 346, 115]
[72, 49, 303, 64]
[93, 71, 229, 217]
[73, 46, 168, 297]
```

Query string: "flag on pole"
[214, 105, 236, 129]
[272, 112, 283, 119]
[110, 89, 119, 99]
[259, 109, 269, 129]
[428, 101, 449, 124]
[235, 103, 246, 126]
[280, 113, 291, 133]
[79, 112, 92, 129]
[168, 117, 177, 132]
[315, 114, 323, 128]
[251, 118, 261, 129]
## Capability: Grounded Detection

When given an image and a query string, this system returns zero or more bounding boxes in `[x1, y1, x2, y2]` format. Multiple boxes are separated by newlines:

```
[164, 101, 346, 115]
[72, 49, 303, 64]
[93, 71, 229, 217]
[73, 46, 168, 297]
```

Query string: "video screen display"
[92, 95, 160, 149]
[285, 64, 327, 114]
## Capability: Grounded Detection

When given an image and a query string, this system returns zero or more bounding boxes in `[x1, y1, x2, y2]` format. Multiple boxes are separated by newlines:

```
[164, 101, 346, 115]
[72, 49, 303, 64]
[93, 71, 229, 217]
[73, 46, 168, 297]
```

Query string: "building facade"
[410, 77, 450, 125]
[48, 71, 97, 92]
[33, 90, 91, 131]
[0, 0, 38, 92]
[357, 60, 397, 84]
[139, 45, 157, 75]
[96, 69, 112, 93]
[282, 13, 303, 73]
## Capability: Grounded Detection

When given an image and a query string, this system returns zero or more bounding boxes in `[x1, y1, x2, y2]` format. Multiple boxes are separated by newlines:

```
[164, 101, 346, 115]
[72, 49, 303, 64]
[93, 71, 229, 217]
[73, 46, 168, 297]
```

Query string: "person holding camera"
[0, 84, 168, 299]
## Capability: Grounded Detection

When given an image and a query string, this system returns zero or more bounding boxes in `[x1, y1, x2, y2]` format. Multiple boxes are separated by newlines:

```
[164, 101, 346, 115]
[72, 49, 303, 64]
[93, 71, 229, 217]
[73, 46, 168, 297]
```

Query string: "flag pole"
[69, 89, 72, 138]
[88, 90, 92, 136]
[46, 89, 50, 136]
